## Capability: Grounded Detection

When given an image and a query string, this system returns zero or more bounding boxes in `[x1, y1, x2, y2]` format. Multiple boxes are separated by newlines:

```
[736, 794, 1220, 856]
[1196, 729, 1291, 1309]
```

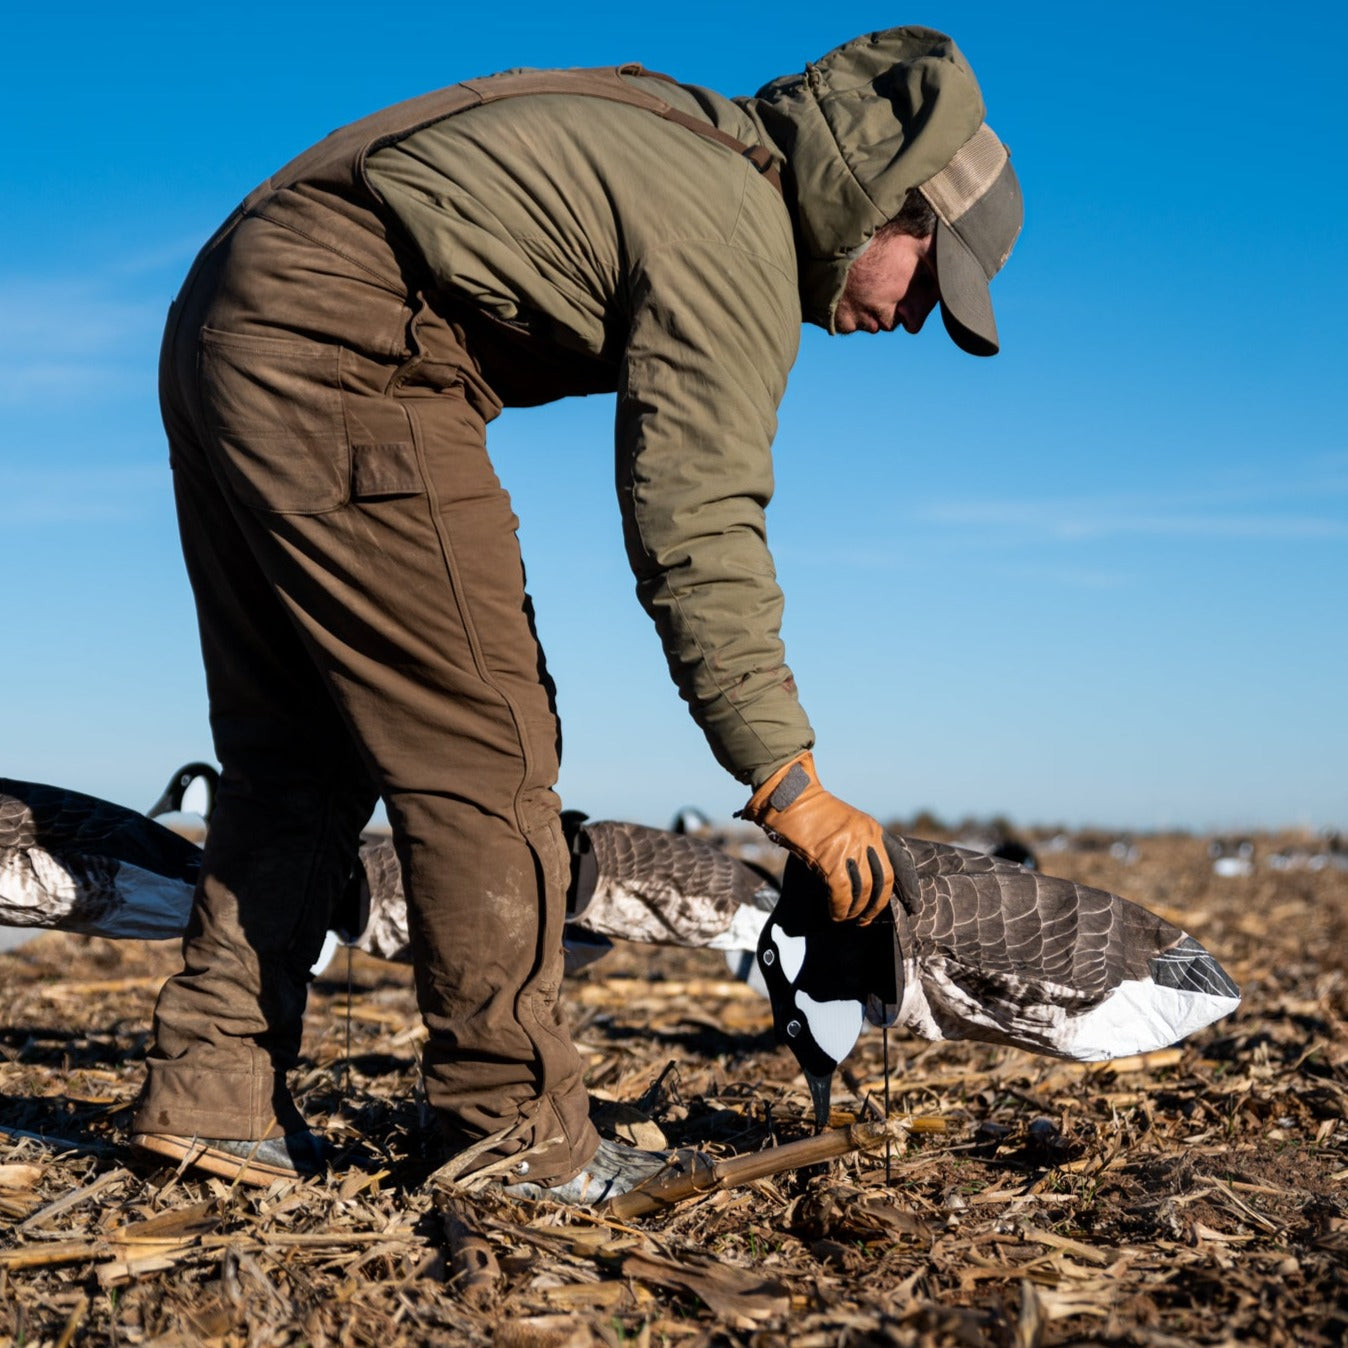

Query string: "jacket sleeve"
[615, 229, 813, 787]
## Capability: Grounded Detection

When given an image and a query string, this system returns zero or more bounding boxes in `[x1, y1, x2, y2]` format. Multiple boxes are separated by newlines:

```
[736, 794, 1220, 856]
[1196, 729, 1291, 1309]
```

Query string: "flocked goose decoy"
[333, 813, 780, 968]
[0, 775, 204, 939]
[0, 766, 350, 976]
[757, 833, 1241, 1127]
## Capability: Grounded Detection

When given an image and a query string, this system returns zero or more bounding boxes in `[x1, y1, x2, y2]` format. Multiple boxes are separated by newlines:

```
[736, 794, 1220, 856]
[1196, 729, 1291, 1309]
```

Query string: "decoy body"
[0, 777, 203, 939]
[0, 763, 222, 941]
[333, 816, 778, 967]
[757, 833, 1241, 1126]
[568, 816, 778, 950]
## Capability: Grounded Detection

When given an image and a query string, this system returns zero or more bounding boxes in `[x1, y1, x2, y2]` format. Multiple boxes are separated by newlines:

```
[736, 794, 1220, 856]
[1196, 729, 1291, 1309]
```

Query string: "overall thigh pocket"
[199, 327, 350, 514]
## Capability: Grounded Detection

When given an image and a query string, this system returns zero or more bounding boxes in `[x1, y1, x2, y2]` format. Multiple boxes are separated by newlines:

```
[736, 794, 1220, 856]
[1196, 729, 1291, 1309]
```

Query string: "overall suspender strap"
[432, 64, 784, 198]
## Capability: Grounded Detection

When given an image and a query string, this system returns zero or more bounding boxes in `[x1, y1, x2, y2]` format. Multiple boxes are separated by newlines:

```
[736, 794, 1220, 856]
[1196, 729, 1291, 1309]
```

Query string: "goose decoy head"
[147, 762, 220, 822]
[756, 853, 904, 1130]
[990, 838, 1037, 870]
[671, 806, 713, 837]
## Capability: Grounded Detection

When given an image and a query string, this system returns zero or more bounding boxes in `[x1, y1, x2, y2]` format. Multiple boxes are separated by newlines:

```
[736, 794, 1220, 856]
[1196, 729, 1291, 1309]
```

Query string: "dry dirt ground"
[1, 831, 1345, 1347]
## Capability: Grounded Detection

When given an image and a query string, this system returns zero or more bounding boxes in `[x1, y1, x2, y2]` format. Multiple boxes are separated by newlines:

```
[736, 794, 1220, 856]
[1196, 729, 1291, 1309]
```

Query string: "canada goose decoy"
[0, 776, 202, 938]
[334, 816, 780, 969]
[671, 806, 714, 837]
[990, 838, 1037, 869]
[568, 816, 779, 950]
[755, 853, 901, 1128]
[1208, 838, 1255, 879]
[952, 830, 1039, 871]
[147, 762, 220, 823]
[757, 833, 1241, 1128]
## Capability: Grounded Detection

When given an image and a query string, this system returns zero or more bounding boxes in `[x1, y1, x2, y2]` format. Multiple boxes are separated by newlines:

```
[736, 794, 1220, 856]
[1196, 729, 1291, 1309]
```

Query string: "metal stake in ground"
[883, 1024, 893, 1184]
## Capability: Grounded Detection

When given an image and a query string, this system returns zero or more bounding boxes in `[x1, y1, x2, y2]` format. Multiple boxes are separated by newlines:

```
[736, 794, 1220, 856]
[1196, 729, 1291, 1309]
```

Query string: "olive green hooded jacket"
[365, 26, 986, 787]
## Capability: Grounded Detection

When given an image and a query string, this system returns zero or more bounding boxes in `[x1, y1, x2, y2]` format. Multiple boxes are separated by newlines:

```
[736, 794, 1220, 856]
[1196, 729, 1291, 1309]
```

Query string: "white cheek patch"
[773, 930, 807, 984]
[310, 929, 341, 979]
[795, 991, 864, 1064]
[178, 776, 213, 818]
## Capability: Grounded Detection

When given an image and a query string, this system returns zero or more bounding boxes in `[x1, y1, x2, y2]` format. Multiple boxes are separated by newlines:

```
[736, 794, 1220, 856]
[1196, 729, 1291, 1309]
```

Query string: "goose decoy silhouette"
[952, 829, 1038, 871]
[1209, 837, 1255, 878]
[757, 833, 1241, 1128]
[147, 761, 220, 823]
[671, 806, 714, 837]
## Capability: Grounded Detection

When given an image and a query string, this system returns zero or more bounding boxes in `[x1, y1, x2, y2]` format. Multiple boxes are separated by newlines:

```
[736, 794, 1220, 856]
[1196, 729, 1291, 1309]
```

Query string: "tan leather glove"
[741, 750, 894, 924]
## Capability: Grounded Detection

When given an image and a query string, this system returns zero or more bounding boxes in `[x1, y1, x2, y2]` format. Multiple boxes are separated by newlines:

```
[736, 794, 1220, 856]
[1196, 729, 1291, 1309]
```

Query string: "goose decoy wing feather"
[568, 820, 778, 949]
[891, 834, 1240, 1060]
[0, 778, 201, 937]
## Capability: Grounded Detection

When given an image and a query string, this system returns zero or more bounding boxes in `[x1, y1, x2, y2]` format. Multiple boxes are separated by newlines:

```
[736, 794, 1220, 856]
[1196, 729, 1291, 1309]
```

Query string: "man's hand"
[741, 750, 893, 923]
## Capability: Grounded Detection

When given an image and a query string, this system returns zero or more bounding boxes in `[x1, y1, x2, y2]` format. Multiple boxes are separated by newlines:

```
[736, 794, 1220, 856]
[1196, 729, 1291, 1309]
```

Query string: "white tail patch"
[1058, 978, 1241, 1061]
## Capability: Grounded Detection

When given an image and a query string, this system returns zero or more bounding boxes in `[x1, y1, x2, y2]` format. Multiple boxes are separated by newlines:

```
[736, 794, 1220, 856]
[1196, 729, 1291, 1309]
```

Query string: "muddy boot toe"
[131, 1130, 330, 1185]
[502, 1137, 683, 1206]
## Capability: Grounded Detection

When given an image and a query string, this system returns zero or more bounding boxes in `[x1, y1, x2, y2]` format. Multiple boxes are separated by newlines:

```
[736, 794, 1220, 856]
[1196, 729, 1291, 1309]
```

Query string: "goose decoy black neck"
[147, 762, 220, 821]
[756, 854, 902, 1130]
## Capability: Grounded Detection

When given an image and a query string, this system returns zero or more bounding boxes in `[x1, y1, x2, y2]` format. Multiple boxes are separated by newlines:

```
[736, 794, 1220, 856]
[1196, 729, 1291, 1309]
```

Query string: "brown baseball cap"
[918, 123, 1023, 357]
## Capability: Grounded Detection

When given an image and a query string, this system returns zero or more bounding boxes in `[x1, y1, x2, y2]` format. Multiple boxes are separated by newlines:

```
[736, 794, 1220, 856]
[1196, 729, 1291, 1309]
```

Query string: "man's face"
[834, 230, 938, 336]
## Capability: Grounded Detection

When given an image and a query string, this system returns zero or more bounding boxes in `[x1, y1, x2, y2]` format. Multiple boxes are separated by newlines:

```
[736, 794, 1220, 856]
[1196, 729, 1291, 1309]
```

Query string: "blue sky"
[3, 2, 1345, 833]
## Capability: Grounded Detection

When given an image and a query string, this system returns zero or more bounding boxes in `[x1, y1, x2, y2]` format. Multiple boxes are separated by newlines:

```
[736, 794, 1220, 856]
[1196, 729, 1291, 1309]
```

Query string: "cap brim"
[933, 219, 999, 357]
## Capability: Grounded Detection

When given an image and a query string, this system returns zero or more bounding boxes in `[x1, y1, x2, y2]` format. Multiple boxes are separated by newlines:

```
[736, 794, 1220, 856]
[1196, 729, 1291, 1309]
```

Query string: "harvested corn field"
[2, 829, 1346, 1347]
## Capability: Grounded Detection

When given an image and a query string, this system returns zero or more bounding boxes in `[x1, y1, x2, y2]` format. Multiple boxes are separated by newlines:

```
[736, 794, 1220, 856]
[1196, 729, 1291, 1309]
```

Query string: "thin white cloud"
[916, 465, 1348, 544]
[0, 361, 147, 402]
[4, 465, 169, 524]
[990, 561, 1130, 589]
[108, 238, 201, 278]
[0, 270, 171, 407]
[923, 503, 1348, 543]
[0, 280, 161, 352]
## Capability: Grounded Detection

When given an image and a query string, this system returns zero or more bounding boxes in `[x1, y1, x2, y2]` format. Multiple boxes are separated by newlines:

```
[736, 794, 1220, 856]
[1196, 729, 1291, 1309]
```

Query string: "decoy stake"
[883, 1024, 892, 1185]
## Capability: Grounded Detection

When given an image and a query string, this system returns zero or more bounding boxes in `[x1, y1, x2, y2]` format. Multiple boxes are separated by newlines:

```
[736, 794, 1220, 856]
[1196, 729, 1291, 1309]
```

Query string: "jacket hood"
[740, 26, 986, 330]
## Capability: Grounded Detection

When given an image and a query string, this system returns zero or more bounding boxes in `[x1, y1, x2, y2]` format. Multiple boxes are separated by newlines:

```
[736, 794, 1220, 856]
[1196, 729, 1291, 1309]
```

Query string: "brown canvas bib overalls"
[134, 67, 778, 1185]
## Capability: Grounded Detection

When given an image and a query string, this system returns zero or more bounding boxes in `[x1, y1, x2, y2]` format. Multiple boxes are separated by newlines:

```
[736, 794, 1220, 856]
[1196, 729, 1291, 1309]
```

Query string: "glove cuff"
[743, 750, 817, 824]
